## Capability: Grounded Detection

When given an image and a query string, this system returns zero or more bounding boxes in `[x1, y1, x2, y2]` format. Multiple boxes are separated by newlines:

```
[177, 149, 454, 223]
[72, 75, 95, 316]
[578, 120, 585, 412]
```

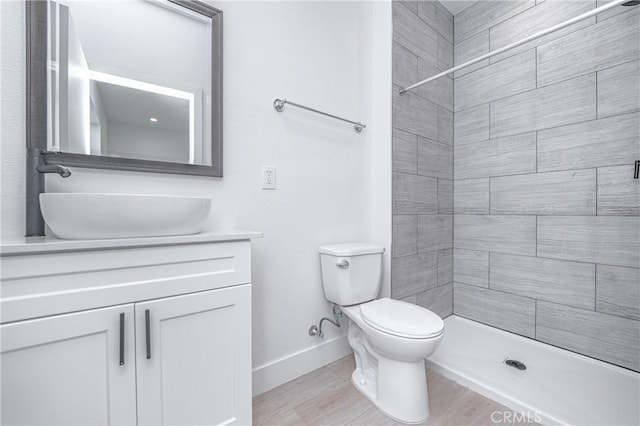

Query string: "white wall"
[0, 0, 392, 395]
[0, 0, 26, 239]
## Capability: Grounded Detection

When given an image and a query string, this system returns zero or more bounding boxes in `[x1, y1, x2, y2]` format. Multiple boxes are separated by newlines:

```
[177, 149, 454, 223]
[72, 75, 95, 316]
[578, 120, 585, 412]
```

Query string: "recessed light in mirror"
[150, 117, 158, 122]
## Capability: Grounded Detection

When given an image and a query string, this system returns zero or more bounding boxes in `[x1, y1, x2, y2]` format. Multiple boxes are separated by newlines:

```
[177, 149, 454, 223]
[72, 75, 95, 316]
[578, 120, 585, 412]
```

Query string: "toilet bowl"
[319, 243, 445, 424]
[341, 299, 444, 424]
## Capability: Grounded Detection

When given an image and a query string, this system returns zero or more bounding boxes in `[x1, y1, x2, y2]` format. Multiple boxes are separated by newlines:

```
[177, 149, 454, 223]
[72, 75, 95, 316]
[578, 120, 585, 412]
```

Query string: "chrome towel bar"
[273, 98, 366, 133]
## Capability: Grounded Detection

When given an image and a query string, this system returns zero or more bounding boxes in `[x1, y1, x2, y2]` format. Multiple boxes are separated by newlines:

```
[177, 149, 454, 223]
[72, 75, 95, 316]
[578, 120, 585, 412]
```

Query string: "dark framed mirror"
[26, 0, 223, 177]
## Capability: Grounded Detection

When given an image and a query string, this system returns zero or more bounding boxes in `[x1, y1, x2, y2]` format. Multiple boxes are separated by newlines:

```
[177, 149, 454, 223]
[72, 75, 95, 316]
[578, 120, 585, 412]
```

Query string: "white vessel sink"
[40, 193, 211, 240]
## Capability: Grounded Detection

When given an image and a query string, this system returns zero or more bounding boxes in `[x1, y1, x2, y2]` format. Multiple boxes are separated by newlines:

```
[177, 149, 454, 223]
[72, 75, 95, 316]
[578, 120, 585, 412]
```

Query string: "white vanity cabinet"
[0, 232, 259, 426]
[135, 285, 251, 425]
[1, 304, 138, 425]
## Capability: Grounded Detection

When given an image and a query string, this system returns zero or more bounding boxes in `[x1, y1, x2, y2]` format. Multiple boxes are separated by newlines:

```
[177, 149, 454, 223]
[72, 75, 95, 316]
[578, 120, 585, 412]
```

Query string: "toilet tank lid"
[319, 243, 385, 256]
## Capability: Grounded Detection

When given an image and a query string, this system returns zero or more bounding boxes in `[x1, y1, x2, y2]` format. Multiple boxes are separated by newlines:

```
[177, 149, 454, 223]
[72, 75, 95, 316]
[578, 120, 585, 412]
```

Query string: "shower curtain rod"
[399, 0, 630, 94]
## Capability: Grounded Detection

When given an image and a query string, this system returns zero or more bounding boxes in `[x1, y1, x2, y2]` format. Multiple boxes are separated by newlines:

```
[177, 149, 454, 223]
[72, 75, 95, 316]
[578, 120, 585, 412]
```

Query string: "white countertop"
[0, 230, 263, 256]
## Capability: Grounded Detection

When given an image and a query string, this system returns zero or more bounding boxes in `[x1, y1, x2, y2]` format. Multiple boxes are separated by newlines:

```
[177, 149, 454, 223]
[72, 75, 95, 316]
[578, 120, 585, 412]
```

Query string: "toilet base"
[347, 319, 430, 424]
[379, 357, 430, 424]
[351, 363, 429, 425]
[351, 368, 377, 404]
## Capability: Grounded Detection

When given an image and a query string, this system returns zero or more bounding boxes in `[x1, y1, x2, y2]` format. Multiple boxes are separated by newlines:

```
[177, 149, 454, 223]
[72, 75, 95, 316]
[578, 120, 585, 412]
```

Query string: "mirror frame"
[26, 0, 223, 177]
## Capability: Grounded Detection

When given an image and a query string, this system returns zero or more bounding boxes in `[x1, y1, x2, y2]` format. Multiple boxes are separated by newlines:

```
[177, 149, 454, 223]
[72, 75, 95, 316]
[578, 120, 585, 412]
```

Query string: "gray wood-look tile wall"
[452, 1, 640, 371]
[391, 1, 454, 315]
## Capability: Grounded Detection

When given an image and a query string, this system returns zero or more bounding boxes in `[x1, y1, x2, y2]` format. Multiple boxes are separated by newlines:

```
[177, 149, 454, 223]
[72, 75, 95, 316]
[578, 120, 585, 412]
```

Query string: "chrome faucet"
[26, 149, 72, 237]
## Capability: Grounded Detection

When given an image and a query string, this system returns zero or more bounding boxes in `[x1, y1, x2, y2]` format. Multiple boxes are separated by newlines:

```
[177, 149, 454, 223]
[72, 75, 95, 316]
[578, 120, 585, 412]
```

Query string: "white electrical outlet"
[262, 166, 276, 190]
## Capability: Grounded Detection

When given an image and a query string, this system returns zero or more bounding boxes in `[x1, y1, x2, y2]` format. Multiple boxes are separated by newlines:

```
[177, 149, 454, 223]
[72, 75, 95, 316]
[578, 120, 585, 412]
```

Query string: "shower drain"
[505, 359, 527, 370]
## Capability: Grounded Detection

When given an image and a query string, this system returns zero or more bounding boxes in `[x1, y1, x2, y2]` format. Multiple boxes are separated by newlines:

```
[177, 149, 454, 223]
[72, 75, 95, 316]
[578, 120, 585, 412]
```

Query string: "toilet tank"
[319, 243, 385, 306]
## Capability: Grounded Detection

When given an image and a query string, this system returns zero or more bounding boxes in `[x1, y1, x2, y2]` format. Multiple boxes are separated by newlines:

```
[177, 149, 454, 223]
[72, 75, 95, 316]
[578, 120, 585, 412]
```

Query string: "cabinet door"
[1, 304, 137, 425]
[136, 284, 251, 426]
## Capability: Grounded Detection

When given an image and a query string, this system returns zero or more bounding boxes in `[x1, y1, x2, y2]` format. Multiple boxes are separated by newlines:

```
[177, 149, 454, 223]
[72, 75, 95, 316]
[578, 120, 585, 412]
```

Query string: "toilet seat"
[359, 298, 444, 339]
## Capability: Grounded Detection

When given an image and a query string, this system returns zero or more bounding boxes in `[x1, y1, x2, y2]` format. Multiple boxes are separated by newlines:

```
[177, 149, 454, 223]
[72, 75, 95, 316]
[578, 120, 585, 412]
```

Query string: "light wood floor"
[253, 355, 536, 425]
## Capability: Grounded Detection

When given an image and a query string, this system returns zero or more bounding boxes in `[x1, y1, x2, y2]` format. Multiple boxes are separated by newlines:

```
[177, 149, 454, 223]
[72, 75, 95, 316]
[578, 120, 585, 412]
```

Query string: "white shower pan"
[40, 193, 211, 240]
[427, 316, 640, 425]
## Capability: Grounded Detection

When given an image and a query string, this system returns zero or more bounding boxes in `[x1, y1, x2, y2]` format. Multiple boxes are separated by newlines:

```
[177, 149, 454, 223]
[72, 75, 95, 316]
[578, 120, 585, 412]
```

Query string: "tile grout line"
[488, 176, 491, 214]
[535, 132, 538, 173]
[452, 33, 456, 323]
[535, 215, 538, 258]
[487, 251, 491, 289]
[534, 299, 537, 340]
[594, 70, 600, 120]
[535, 46, 538, 89]
[594, 264, 598, 313]
[456, 166, 612, 182]
[595, 167, 598, 216]
[451, 246, 639, 269]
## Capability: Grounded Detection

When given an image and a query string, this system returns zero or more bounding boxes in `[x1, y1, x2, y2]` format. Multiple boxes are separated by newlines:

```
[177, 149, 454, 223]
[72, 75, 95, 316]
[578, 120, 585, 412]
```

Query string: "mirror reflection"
[48, 0, 213, 166]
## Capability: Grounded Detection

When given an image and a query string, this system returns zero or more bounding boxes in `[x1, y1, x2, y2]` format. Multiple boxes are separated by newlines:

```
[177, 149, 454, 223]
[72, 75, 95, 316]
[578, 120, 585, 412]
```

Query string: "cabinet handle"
[119, 313, 125, 366]
[145, 309, 151, 360]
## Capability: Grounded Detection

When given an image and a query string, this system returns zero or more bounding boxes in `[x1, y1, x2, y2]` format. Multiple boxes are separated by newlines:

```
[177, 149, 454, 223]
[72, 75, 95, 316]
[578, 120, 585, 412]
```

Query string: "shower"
[391, 0, 640, 423]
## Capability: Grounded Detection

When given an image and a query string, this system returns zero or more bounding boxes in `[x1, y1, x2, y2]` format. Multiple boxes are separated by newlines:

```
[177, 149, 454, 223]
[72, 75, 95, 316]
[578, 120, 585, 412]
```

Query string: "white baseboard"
[252, 335, 352, 396]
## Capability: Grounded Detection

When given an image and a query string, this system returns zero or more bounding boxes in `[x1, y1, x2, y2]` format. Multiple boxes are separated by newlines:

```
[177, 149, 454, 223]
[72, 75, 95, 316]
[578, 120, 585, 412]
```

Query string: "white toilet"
[319, 243, 444, 424]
